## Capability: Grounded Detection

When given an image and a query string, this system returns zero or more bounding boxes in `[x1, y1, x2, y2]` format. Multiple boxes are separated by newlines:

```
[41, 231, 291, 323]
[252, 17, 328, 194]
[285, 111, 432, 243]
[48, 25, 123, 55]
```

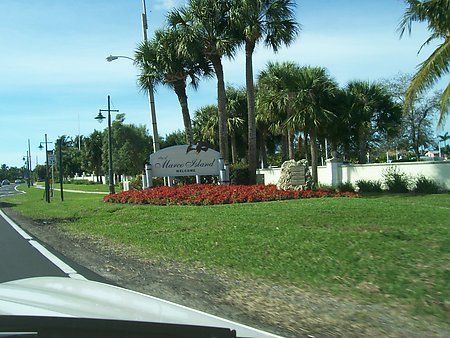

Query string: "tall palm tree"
[134, 28, 211, 145]
[230, 0, 299, 184]
[168, 0, 238, 161]
[398, 0, 450, 125]
[286, 66, 338, 185]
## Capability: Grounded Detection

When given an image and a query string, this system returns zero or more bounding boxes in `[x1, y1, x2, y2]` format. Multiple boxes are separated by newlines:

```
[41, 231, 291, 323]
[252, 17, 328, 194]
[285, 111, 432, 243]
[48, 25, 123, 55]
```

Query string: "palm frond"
[405, 38, 450, 109]
[437, 82, 450, 126]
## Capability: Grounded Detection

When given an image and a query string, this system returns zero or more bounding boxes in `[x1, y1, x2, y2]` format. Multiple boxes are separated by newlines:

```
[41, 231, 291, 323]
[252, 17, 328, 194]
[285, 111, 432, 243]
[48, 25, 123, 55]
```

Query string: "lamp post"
[22, 152, 29, 187]
[96, 95, 119, 195]
[38, 134, 53, 203]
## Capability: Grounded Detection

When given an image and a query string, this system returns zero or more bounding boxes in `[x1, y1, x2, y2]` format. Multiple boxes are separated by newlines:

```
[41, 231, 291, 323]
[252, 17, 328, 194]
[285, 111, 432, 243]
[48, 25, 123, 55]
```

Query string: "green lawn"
[4, 185, 450, 321]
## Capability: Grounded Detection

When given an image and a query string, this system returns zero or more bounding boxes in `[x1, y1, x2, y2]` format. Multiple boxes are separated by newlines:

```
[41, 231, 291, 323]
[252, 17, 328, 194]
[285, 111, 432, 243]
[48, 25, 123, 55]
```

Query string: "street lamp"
[104, 0, 160, 153]
[106, 53, 160, 153]
[96, 95, 119, 195]
[22, 153, 29, 187]
[106, 55, 134, 62]
[38, 134, 53, 203]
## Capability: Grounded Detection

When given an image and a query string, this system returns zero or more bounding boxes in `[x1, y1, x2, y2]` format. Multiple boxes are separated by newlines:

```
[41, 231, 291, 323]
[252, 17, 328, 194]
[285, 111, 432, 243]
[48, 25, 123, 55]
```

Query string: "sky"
[0, 0, 448, 169]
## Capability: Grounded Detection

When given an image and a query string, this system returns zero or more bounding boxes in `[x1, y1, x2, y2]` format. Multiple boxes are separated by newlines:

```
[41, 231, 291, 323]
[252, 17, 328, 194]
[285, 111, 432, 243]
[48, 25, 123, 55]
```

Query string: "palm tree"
[168, 0, 238, 161]
[134, 28, 211, 145]
[192, 87, 246, 164]
[230, 0, 299, 183]
[225, 86, 247, 163]
[193, 105, 218, 146]
[286, 66, 338, 185]
[345, 81, 402, 163]
[398, 0, 450, 125]
[257, 62, 301, 161]
[438, 131, 450, 155]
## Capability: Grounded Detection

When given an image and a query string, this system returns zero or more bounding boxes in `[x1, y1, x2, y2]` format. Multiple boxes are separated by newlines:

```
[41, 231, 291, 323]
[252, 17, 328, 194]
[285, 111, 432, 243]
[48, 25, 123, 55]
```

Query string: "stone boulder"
[277, 159, 311, 191]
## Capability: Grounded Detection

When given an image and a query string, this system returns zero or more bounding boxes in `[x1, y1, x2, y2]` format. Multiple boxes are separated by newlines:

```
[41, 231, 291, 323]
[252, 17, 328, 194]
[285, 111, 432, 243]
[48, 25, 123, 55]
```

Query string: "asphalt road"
[0, 184, 105, 283]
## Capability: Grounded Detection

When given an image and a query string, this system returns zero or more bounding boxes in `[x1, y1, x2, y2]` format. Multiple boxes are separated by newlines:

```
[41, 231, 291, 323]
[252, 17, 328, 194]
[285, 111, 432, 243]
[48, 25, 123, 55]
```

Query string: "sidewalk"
[34, 184, 108, 195]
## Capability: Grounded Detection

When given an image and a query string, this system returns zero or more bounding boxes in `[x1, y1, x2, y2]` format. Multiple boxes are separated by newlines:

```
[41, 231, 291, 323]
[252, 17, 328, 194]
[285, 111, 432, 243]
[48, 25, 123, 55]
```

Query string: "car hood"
[0, 277, 281, 338]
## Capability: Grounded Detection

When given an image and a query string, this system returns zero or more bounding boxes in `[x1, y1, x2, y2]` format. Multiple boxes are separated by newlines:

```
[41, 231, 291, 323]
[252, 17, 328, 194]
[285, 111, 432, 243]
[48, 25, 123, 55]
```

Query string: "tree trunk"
[259, 127, 268, 168]
[358, 126, 367, 164]
[231, 132, 238, 164]
[297, 134, 303, 159]
[245, 41, 257, 184]
[281, 133, 288, 161]
[309, 127, 318, 185]
[173, 81, 194, 144]
[210, 55, 229, 162]
[288, 130, 295, 160]
[304, 129, 310, 164]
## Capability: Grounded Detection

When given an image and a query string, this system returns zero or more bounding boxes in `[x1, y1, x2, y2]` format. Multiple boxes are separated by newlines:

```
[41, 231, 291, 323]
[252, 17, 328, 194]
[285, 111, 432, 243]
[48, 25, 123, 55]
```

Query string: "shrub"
[413, 176, 441, 194]
[230, 162, 250, 185]
[356, 180, 383, 193]
[65, 179, 97, 185]
[337, 182, 355, 192]
[383, 166, 410, 193]
[129, 176, 143, 190]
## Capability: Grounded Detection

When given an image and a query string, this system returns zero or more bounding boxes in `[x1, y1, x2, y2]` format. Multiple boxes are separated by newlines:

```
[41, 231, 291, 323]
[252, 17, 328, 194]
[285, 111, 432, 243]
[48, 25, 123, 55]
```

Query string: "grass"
[4, 185, 450, 321]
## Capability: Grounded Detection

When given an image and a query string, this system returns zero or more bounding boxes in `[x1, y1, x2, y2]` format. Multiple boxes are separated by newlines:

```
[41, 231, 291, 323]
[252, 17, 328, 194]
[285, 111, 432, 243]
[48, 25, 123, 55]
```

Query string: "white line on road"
[0, 210, 86, 280]
[0, 209, 32, 240]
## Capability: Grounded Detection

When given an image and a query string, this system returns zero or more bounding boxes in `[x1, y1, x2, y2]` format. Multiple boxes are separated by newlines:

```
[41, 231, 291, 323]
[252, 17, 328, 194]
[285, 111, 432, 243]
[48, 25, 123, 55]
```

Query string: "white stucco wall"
[258, 161, 450, 189]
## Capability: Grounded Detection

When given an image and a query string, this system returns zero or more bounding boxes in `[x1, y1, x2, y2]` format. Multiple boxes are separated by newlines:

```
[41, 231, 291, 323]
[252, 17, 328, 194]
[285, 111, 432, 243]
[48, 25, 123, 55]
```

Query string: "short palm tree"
[257, 62, 301, 161]
[346, 81, 402, 163]
[398, 0, 450, 125]
[287, 66, 338, 184]
[168, 0, 238, 161]
[134, 28, 211, 144]
[438, 131, 450, 155]
[192, 88, 246, 164]
[230, 0, 299, 183]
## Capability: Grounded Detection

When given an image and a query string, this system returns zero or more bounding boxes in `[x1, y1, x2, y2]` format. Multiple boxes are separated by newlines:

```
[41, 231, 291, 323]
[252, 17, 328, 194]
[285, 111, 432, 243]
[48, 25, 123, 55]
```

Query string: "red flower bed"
[104, 184, 357, 206]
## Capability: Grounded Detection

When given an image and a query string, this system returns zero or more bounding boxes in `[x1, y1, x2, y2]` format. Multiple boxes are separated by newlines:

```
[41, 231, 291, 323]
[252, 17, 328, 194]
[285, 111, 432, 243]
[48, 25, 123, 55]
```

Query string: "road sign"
[48, 154, 56, 166]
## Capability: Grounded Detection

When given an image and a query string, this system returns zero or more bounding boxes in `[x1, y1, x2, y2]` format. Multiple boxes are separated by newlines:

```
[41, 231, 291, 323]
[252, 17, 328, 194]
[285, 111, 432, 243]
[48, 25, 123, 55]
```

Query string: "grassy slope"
[5, 186, 450, 320]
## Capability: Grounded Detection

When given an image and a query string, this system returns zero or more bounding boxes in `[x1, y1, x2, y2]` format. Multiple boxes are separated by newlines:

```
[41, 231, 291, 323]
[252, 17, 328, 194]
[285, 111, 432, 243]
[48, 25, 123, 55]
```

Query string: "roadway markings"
[0, 209, 86, 280]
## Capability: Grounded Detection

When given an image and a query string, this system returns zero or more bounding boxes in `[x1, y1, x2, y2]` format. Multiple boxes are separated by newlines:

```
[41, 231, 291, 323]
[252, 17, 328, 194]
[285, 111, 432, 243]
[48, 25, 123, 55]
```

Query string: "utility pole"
[141, 0, 160, 152]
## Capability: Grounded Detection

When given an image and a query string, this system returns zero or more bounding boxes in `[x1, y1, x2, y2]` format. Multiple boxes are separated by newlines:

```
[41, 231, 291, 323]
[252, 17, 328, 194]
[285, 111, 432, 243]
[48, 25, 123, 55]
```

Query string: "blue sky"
[0, 0, 448, 168]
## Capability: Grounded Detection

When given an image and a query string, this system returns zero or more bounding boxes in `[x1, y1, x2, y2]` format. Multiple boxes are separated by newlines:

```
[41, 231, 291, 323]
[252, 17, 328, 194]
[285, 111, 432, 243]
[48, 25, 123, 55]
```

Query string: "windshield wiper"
[0, 316, 237, 338]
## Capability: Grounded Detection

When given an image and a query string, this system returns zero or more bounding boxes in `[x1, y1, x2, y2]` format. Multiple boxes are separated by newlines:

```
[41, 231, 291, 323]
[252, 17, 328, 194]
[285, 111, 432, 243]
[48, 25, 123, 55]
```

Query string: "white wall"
[258, 161, 450, 189]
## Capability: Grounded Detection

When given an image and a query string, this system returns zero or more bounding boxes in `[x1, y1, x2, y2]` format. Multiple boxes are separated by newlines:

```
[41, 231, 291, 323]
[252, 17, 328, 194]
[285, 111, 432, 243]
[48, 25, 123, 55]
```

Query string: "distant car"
[1, 179, 10, 186]
[14, 179, 25, 184]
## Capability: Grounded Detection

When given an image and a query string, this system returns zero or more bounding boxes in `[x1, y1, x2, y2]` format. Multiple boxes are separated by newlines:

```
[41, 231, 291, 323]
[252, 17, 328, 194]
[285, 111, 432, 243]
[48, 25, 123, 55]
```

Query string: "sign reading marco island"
[149, 144, 221, 177]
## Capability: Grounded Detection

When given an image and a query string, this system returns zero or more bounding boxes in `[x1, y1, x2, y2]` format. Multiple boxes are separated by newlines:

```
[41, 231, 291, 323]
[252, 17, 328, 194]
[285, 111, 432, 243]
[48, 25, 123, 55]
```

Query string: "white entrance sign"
[149, 144, 221, 177]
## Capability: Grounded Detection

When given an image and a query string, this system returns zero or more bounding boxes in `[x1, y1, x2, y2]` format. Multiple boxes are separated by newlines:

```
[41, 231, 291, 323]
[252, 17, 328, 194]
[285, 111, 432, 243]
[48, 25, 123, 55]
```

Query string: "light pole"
[38, 134, 53, 203]
[28, 139, 32, 186]
[95, 95, 119, 195]
[22, 152, 29, 187]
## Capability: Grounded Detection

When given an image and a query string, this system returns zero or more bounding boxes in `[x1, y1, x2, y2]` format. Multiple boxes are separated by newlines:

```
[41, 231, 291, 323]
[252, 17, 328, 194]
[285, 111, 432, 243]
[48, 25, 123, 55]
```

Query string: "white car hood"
[0, 277, 281, 338]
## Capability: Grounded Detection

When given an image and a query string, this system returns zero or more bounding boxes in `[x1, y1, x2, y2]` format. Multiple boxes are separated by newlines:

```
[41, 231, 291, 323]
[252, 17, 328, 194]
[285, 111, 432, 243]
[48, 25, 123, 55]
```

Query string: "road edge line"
[0, 209, 86, 280]
[0, 209, 32, 240]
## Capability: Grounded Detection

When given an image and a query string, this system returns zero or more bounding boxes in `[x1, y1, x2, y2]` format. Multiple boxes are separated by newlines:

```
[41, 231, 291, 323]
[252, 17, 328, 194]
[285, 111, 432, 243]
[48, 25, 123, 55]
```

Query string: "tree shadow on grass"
[0, 201, 18, 208]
